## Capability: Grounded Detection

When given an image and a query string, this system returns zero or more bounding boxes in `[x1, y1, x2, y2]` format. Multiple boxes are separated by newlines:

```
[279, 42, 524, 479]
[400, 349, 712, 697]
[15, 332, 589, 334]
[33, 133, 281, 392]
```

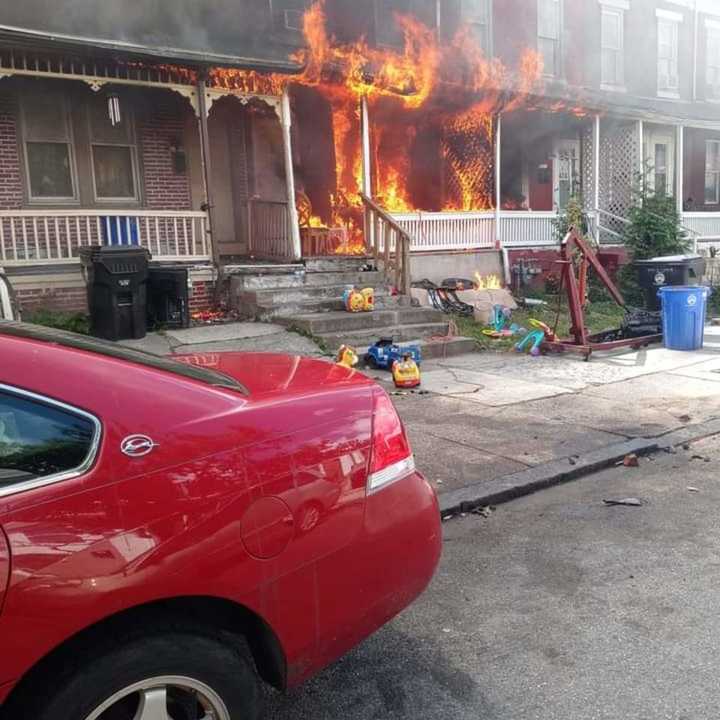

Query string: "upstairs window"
[21, 89, 77, 202]
[537, 0, 561, 77]
[657, 11, 681, 96]
[601, 6, 625, 87]
[706, 23, 720, 100]
[462, 0, 492, 56]
[705, 140, 720, 205]
[88, 95, 139, 202]
[269, 0, 307, 33]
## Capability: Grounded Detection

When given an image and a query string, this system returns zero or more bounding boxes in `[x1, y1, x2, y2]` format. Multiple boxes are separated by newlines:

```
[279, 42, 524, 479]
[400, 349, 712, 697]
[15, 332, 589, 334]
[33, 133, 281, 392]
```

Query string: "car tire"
[12, 629, 262, 720]
[365, 354, 378, 369]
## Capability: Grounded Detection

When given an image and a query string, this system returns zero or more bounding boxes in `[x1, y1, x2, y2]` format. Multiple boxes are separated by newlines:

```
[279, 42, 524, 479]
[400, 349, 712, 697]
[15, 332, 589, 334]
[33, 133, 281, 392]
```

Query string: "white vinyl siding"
[601, 8, 624, 87]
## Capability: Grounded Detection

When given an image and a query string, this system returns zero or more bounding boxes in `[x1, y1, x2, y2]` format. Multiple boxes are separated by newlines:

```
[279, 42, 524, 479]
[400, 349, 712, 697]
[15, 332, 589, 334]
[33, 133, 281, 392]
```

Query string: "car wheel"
[18, 630, 262, 720]
[365, 354, 378, 369]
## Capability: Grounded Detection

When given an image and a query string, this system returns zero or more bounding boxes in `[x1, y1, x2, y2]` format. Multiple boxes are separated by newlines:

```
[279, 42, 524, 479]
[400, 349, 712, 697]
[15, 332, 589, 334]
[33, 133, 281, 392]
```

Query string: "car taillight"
[368, 390, 415, 493]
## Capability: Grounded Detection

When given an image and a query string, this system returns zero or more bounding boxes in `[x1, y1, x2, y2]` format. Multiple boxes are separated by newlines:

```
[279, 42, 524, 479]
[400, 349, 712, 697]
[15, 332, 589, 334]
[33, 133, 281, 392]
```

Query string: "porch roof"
[0, 0, 304, 74]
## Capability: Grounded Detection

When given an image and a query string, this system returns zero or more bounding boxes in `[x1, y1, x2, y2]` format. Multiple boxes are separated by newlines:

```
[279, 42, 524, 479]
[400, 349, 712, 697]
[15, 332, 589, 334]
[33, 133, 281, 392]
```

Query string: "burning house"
[1, 0, 720, 315]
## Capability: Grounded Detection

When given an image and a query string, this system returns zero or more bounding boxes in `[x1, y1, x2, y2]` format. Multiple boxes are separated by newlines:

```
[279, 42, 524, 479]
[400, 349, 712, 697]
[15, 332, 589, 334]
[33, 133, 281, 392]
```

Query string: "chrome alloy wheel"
[83, 676, 231, 720]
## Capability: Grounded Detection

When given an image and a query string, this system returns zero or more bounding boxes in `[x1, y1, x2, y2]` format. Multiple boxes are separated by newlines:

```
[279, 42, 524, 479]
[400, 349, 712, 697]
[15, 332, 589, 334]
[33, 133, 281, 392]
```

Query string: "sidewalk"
[382, 327, 720, 510]
[123, 322, 720, 512]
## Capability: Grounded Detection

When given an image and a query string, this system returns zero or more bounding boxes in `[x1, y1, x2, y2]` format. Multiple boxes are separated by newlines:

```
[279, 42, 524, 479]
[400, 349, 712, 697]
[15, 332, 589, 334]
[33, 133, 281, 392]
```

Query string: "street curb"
[438, 418, 720, 515]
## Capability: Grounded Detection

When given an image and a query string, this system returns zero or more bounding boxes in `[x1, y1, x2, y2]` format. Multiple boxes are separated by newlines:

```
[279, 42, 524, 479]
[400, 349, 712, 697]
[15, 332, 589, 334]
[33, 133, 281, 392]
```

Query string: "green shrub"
[27, 309, 90, 335]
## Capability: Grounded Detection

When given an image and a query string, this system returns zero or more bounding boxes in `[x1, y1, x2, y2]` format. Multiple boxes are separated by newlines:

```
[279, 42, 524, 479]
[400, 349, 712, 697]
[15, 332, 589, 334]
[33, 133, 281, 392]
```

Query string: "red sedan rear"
[0, 322, 440, 720]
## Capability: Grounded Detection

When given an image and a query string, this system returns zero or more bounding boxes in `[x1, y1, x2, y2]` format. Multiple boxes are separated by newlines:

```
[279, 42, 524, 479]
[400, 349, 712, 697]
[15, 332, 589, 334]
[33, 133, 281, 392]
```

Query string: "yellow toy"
[392, 354, 421, 388]
[336, 344, 359, 368]
[344, 287, 375, 313]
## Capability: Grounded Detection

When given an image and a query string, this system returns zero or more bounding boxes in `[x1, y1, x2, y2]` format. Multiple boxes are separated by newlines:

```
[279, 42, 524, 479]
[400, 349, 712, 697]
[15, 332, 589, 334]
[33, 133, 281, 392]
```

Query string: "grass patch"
[26, 309, 90, 335]
[455, 295, 626, 352]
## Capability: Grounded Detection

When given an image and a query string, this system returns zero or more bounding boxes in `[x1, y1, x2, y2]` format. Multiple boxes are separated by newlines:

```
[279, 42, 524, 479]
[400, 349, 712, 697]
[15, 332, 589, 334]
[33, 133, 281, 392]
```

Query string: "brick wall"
[188, 281, 214, 313]
[138, 95, 193, 211]
[0, 92, 23, 210]
[16, 286, 88, 315]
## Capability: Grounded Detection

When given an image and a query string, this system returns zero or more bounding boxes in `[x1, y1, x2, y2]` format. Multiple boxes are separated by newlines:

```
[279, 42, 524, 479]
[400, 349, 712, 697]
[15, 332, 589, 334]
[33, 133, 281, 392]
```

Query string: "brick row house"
[1, 0, 720, 314]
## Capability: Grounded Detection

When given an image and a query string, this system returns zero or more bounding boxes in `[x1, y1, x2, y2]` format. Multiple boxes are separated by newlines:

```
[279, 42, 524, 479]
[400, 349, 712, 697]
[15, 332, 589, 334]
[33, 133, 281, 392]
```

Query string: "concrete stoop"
[229, 256, 477, 358]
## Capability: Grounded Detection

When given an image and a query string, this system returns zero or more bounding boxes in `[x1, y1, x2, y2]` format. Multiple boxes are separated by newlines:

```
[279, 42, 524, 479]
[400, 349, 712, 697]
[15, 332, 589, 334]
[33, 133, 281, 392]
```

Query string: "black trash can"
[147, 266, 190, 330]
[80, 245, 150, 341]
[633, 254, 706, 311]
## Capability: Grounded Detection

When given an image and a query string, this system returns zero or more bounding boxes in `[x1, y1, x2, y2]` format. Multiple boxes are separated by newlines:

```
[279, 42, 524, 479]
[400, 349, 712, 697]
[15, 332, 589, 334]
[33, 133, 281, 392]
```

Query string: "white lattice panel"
[581, 122, 595, 212]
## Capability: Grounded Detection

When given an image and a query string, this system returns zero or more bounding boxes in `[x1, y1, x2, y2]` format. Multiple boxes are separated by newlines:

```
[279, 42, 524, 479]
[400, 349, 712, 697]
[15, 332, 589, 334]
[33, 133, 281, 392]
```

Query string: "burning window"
[705, 140, 720, 205]
[657, 12, 681, 95]
[537, 0, 561, 77]
[21, 89, 76, 201]
[600, 6, 624, 87]
[706, 23, 720, 100]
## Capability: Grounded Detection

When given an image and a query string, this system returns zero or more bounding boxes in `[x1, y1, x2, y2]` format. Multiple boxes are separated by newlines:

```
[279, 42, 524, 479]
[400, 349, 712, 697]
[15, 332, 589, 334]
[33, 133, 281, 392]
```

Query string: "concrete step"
[304, 256, 373, 273]
[282, 308, 444, 335]
[318, 322, 454, 350]
[232, 270, 386, 291]
[248, 283, 393, 305]
[249, 295, 411, 321]
[357, 336, 479, 362]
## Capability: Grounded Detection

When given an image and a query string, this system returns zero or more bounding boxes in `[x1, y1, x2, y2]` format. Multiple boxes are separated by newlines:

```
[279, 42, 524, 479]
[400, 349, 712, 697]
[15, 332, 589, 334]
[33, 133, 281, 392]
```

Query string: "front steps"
[228, 257, 476, 359]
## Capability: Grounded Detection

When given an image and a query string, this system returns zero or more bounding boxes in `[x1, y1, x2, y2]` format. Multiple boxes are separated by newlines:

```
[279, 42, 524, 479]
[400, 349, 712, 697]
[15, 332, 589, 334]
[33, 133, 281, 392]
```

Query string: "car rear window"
[0, 321, 248, 395]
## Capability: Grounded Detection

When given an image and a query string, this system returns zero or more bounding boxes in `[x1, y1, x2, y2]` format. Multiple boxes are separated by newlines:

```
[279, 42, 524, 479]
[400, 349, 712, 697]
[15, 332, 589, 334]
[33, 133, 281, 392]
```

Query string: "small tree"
[619, 171, 690, 304]
[553, 196, 591, 242]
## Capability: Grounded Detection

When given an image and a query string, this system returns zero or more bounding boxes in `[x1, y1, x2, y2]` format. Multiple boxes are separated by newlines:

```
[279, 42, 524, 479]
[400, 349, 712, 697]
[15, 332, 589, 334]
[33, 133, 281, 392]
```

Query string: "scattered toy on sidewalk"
[365, 338, 422, 370]
[515, 329, 545, 356]
[335, 344, 359, 368]
[392, 353, 422, 389]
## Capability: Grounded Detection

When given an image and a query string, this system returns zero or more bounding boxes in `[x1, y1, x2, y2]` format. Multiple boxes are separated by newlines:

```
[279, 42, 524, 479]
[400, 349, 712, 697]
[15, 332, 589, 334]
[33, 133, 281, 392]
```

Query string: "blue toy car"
[365, 338, 422, 370]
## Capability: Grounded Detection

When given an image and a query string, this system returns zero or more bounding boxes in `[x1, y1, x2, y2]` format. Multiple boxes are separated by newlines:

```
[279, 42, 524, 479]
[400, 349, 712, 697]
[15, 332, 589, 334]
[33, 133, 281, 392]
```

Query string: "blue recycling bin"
[658, 286, 710, 351]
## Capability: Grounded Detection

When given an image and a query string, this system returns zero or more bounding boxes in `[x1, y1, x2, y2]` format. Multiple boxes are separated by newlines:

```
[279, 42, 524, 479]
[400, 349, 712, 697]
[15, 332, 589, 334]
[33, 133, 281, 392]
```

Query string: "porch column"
[196, 79, 220, 272]
[594, 115, 601, 238]
[495, 114, 510, 285]
[281, 89, 302, 261]
[361, 96, 372, 196]
[676, 124, 685, 216]
[637, 119, 645, 191]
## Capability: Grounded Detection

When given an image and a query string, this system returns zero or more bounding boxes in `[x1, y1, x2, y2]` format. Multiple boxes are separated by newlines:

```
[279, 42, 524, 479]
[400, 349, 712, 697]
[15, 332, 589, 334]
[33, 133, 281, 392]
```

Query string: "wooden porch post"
[281, 89, 302, 261]
[361, 96, 372, 196]
[594, 114, 601, 238]
[676, 124, 685, 216]
[196, 78, 220, 273]
[495, 114, 510, 285]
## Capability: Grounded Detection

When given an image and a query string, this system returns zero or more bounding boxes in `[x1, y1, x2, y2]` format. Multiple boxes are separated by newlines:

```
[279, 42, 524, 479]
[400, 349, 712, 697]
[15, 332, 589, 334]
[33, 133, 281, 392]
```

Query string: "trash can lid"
[635, 254, 702, 264]
[657, 285, 709, 292]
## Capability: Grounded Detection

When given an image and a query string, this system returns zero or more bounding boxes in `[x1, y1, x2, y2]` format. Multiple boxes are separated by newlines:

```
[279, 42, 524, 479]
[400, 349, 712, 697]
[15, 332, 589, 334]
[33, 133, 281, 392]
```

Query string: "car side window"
[0, 389, 98, 490]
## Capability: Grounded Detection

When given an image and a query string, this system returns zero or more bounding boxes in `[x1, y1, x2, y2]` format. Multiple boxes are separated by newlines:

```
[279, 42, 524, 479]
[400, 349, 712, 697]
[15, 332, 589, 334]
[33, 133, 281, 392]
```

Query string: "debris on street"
[603, 498, 643, 507]
[623, 453, 640, 467]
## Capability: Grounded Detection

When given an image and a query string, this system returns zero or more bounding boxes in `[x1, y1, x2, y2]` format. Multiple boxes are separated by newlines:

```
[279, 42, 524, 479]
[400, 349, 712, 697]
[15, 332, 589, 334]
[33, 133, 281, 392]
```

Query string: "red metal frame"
[542, 229, 662, 360]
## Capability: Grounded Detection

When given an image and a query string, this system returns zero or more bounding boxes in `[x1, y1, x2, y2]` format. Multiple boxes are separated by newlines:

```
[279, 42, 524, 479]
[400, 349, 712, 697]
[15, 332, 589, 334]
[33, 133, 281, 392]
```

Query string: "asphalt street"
[265, 434, 720, 720]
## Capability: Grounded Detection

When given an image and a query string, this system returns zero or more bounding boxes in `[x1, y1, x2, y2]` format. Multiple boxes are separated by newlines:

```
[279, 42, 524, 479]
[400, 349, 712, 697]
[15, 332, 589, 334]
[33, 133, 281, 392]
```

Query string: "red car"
[0, 322, 441, 720]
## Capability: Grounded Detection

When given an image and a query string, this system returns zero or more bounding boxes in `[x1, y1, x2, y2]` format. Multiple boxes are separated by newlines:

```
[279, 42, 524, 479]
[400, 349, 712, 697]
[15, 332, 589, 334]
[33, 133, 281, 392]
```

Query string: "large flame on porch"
[213, 1, 580, 255]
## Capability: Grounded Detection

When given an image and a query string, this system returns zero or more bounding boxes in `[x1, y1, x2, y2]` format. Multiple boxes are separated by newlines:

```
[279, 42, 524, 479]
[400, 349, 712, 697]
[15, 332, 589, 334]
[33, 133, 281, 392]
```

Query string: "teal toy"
[492, 304, 512, 333]
[515, 329, 545, 357]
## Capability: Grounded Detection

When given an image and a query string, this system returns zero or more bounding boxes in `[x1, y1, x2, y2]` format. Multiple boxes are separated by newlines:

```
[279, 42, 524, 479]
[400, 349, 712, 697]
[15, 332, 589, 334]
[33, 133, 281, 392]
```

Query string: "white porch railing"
[682, 213, 720, 246]
[499, 211, 560, 247]
[391, 211, 496, 252]
[0, 210, 211, 266]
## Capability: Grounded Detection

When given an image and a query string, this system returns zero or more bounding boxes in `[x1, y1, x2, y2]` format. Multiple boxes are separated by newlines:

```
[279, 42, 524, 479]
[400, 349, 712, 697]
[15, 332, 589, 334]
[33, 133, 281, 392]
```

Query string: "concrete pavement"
[265, 435, 720, 720]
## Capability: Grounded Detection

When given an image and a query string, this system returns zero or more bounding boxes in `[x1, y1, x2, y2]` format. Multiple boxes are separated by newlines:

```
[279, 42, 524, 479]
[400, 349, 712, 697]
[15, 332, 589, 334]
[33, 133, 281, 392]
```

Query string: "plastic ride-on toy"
[365, 338, 422, 370]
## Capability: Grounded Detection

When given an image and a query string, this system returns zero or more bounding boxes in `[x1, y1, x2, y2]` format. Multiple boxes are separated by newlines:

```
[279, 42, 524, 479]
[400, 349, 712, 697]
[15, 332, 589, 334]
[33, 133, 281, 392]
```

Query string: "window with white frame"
[537, 0, 561, 77]
[706, 23, 720, 100]
[21, 89, 77, 201]
[705, 140, 720, 205]
[657, 12, 681, 95]
[462, 0, 492, 56]
[269, 0, 306, 32]
[88, 94, 139, 202]
[601, 6, 624, 87]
